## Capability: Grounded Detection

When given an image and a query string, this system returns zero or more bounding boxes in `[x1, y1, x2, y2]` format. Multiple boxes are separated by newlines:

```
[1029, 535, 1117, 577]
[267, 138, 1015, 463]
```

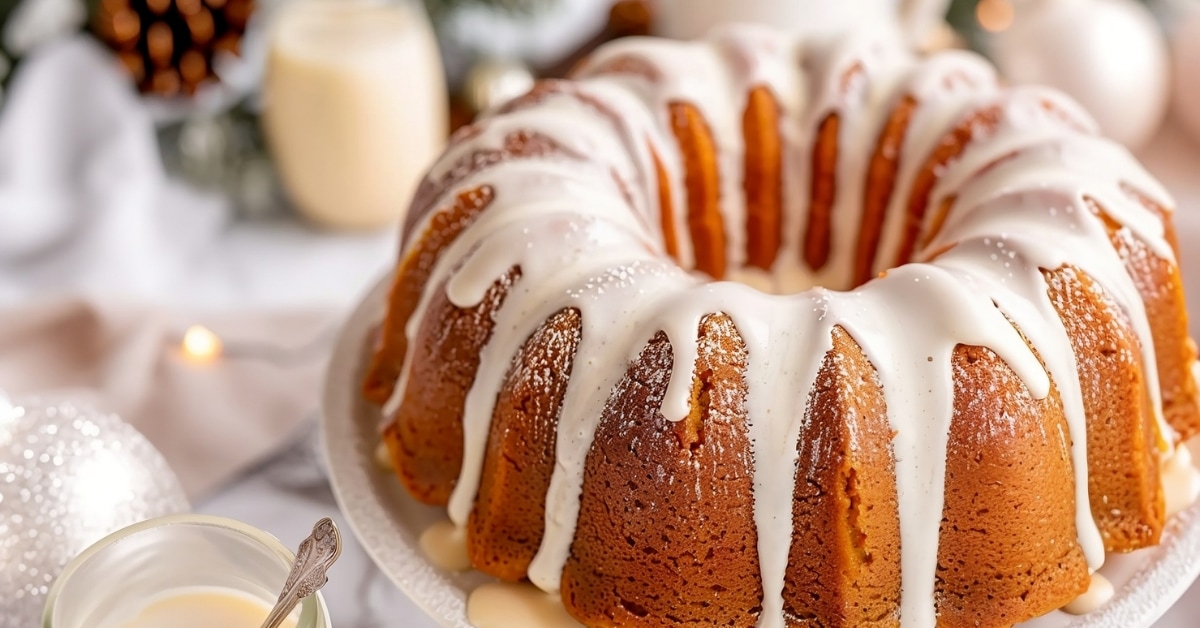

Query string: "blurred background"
[3, 0, 1200, 625]
[0, 0, 1192, 309]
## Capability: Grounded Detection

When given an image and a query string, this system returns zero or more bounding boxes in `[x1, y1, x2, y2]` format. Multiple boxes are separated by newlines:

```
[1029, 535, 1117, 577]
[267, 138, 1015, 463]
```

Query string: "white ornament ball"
[464, 57, 536, 115]
[988, 0, 1170, 150]
[0, 396, 190, 628]
[1171, 5, 1200, 144]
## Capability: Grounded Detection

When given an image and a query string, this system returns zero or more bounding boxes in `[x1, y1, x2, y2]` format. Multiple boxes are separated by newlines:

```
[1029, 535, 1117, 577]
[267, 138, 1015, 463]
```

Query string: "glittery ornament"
[0, 395, 190, 628]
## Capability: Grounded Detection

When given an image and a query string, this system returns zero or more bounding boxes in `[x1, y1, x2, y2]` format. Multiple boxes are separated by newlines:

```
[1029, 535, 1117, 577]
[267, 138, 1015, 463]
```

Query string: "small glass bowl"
[42, 514, 331, 628]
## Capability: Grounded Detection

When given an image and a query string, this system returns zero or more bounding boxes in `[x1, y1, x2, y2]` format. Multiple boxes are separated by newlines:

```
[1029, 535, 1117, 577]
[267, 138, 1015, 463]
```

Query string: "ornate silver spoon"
[261, 517, 343, 628]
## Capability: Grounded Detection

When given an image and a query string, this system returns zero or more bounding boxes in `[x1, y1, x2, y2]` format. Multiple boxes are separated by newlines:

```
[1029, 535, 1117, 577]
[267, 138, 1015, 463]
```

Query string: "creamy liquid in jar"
[115, 587, 296, 628]
[264, 0, 447, 230]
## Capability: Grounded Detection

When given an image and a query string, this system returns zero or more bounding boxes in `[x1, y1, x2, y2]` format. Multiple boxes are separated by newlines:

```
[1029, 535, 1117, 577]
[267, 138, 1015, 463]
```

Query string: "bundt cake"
[360, 23, 1200, 628]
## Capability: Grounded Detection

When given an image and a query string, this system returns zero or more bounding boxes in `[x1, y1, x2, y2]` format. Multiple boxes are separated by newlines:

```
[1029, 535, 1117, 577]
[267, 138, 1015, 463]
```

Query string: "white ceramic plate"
[322, 275, 1200, 628]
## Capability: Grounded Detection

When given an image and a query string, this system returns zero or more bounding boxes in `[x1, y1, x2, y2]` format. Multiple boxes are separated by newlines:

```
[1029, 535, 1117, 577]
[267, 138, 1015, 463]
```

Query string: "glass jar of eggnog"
[263, 0, 448, 231]
[42, 515, 332, 628]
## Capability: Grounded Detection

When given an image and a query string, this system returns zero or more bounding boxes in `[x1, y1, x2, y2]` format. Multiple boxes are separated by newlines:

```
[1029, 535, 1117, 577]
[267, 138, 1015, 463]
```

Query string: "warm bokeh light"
[181, 325, 223, 363]
[977, 0, 1015, 33]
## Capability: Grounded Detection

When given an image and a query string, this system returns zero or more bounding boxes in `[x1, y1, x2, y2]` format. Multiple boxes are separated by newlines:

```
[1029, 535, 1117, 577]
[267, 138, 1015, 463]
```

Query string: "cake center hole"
[722, 265, 853, 295]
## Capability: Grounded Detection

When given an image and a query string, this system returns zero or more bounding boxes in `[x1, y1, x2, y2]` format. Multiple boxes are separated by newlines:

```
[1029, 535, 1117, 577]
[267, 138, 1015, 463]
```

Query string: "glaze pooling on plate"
[466, 583, 580, 628]
[1063, 575, 1115, 617]
[419, 521, 472, 573]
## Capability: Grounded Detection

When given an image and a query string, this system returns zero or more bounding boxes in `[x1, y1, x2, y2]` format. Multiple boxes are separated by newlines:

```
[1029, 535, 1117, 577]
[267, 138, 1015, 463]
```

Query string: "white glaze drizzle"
[385, 25, 1179, 628]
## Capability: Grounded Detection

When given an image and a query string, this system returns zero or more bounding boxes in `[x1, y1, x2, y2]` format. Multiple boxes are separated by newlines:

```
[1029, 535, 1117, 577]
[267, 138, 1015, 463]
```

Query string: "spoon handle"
[262, 592, 302, 628]
[260, 517, 342, 628]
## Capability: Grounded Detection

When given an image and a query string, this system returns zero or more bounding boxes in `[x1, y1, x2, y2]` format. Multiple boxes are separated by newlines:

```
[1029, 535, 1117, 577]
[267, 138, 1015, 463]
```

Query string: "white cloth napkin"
[0, 37, 230, 300]
[0, 36, 395, 497]
[0, 297, 337, 498]
[0, 36, 395, 310]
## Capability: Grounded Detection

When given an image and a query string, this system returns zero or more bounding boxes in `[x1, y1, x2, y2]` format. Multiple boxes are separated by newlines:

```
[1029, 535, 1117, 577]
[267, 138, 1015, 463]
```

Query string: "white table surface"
[197, 117, 1200, 628]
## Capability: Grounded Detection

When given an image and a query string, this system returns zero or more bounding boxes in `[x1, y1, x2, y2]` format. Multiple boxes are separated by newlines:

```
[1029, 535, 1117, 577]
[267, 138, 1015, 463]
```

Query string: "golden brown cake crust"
[562, 315, 763, 627]
[383, 268, 520, 505]
[362, 186, 494, 405]
[784, 326, 901, 627]
[896, 104, 1002, 268]
[804, 114, 838, 273]
[468, 308, 583, 581]
[936, 344, 1090, 627]
[1044, 265, 1165, 552]
[651, 146, 681, 261]
[670, 102, 727, 279]
[856, 95, 915, 287]
[404, 129, 582, 238]
[1098, 192, 1200, 441]
[744, 85, 783, 272]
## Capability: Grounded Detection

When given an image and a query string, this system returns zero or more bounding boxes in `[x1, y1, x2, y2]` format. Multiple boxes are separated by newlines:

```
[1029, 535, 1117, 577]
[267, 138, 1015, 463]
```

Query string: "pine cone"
[90, 0, 255, 96]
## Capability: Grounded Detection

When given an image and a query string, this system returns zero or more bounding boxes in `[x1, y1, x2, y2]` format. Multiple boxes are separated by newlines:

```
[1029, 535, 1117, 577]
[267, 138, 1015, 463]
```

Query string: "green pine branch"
[422, 0, 558, 22]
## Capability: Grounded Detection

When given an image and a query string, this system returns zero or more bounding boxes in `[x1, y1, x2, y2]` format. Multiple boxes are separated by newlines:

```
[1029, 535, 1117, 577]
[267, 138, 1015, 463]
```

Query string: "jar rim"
[42, 513, 330, 627]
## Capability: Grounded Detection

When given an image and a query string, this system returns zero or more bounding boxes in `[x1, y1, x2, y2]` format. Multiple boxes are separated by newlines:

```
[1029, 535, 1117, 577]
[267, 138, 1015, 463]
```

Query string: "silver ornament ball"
[464, 57, 536, 115]
[987, 0, 1170, 150]
[0, 395, 190, 628]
